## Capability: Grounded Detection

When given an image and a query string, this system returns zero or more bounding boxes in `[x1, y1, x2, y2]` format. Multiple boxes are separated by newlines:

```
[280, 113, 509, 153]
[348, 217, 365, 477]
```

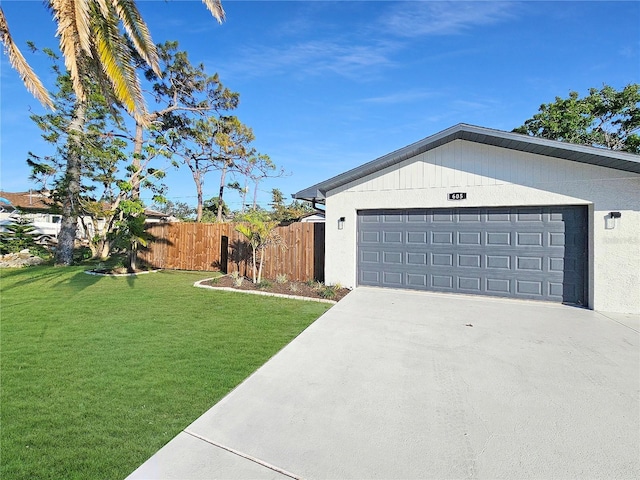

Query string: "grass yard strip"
[0, 266, 331, 480]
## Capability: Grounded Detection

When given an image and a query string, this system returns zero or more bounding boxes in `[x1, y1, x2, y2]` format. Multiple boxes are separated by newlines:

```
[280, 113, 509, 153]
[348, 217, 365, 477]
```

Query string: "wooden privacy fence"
[139, 222, 325, 282]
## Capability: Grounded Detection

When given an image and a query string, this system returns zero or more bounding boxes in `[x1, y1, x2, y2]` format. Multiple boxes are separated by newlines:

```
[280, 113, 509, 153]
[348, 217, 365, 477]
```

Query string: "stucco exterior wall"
[325, 140, 640, 314]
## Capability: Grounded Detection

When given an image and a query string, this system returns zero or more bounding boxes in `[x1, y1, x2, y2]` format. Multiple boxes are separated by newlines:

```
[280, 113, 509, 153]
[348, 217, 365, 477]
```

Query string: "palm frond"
[50, 0, 86, 102]
[0, 7, 54, 109]
[201, 0, 225, 23]
[91, 7, 146, 123]
[110, 0, 160, 76]
[72, 0, 92, 55]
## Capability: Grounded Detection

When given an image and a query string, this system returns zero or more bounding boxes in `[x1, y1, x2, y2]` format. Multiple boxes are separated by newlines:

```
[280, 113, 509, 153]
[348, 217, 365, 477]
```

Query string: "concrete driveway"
[128, 288, 639, 479]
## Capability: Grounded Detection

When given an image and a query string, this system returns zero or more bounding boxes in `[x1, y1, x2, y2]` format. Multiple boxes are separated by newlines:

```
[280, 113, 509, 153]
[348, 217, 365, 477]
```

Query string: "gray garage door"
[357, 206, 587, 305]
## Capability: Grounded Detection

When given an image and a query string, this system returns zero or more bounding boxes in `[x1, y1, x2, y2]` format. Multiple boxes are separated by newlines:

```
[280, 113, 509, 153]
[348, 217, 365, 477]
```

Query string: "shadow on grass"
[0, 264, 106, 292]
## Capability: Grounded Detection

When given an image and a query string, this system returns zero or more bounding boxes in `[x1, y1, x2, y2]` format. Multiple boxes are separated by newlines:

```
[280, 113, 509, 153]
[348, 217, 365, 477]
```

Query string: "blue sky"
[1, 1, 639, 210]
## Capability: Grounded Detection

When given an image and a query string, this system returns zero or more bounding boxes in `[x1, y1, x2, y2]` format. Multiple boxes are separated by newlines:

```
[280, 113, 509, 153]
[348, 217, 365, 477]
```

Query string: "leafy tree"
[150, 200, 195, 221]
[167, 114, 254, 222]
[269, 188, 314, 224]
[235, 210, 284, 283]
[0, 0, 225, 123]
[0, 215, 47, 256]
[145, 42, 243, 222]
[28, 50, 167, 263]
[27, 48, 117, 264]
[235, 152, 286, 210]
[108, 200, 150, 272]
[202, 196, 229, 222]
[514, 84, 640, 153]
[226, 180, 250, 213]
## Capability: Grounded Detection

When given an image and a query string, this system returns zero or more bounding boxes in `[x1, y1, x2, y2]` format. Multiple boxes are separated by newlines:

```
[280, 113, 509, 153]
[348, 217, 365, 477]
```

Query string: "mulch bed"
[201, 275, 352, 302]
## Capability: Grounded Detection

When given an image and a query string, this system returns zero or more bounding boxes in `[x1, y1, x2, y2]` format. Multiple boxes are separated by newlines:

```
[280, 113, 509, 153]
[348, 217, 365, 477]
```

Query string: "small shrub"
[304, 279, 317, 288]
[73, 246, 93, 262]
[209, 277, 220, 285]
[275, 273, 288, 284]
[0, 217, 51, 258]
[256, 279, 273, 289]
[289, 283, 300, 293]
[319, 285, 337, 300]
[230, 271, 240, 280]
[233, 275, 244, 287]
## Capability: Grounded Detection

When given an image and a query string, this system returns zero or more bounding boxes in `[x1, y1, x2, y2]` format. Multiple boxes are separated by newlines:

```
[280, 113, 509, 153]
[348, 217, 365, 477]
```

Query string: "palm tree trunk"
[127, 121, 144, 268]
[55, 102, 85, 266]
[257, 247, 264, 284]
[251, 244, 257, 283]
[129, 242, 138, 272]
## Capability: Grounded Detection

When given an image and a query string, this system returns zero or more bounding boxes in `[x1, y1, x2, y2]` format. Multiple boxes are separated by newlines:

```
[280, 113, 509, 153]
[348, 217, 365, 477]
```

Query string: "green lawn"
[0, 266, 331, 479]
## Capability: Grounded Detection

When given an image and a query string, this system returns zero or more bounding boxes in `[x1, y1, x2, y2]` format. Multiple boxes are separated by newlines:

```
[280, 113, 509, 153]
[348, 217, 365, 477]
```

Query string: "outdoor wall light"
[338, 216, 346, 230]
[605, 212, 621, 230]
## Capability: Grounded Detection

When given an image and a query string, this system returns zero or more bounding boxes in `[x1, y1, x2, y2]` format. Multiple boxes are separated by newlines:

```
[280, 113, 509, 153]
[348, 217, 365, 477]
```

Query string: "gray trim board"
[294, 124, 640, 203]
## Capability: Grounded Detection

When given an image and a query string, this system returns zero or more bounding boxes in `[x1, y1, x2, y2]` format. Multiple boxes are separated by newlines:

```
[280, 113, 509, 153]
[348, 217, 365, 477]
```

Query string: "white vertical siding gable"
[343, 140, 629, 193]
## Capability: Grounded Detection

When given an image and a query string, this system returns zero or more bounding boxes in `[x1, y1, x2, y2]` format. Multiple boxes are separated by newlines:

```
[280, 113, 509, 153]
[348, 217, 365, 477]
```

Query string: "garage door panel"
[458, 254, 481, 268]
[487, 232, 511, 245]
[407, 252, 427, 265]
[516, 256, 543, 271]
[360, 270, 380, 283]
[458, 232, 482, 245]
[382, 231, 403, 244]
[360, 231, 380, 243]
[516, 279, 543, 296]
[487, 278, 511, 293]
[382, 213, 403, 223]
[458, 276, 482, 291]
[382, 251, 403, 264]
[431, 253, 454, 266]
[407, 231, 427, 244]
[357, 207, 587, 305]
[487, 255, 511, 269]
[431, 275, 453, 288]
[407, 273, 427, 287]
[360, 250, 380, 264]
[406, 211, 428, 222]
[382, 271, 403, 286]
[432, 232, 454, 244]
[459, 212, 482, 222]
[516, 232, 543, 246]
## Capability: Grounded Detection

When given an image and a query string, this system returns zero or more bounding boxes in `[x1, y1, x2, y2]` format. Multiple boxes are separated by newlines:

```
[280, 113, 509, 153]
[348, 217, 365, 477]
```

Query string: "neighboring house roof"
[144, 208, 169, 218]
[299, 212, 326, 223]
[293, 123, 640, 203]
[0, 190, 175, 221]
[0, 190, 54, 211]
[143, 208, 179, 222]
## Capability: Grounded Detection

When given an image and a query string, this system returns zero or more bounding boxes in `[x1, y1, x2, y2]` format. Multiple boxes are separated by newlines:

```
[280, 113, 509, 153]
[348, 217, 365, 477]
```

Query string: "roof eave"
[292, 124, 640, 202]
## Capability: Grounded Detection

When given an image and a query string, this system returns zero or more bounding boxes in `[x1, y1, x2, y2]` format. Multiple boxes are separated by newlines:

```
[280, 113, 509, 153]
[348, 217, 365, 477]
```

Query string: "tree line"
[24, 41, 294, 269]
[2, 2, 637, 270]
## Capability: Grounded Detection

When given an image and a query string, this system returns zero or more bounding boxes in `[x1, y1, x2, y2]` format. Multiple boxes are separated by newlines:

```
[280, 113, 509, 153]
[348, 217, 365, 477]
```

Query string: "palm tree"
[0, 0, 225, 124]
[2, 0, 225, 265]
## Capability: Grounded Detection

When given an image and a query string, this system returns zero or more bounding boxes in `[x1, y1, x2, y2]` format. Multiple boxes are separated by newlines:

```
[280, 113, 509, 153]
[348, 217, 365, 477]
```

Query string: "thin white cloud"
[218, 39, 398, 80]
[382, 1, 519, 37]
[361, 89, 440, 105]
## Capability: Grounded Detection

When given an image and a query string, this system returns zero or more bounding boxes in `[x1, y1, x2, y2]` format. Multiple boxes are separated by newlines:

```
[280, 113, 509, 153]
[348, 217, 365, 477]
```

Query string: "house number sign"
[448, 192, 467, 200]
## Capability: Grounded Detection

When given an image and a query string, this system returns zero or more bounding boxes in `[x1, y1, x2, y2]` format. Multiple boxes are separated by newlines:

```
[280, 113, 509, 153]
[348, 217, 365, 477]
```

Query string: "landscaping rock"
[0, 252, 45, 268]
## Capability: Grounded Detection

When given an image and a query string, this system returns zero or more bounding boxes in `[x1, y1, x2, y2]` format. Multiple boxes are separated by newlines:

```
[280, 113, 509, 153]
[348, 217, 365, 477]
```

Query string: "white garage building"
[295, 124, 640, 314]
